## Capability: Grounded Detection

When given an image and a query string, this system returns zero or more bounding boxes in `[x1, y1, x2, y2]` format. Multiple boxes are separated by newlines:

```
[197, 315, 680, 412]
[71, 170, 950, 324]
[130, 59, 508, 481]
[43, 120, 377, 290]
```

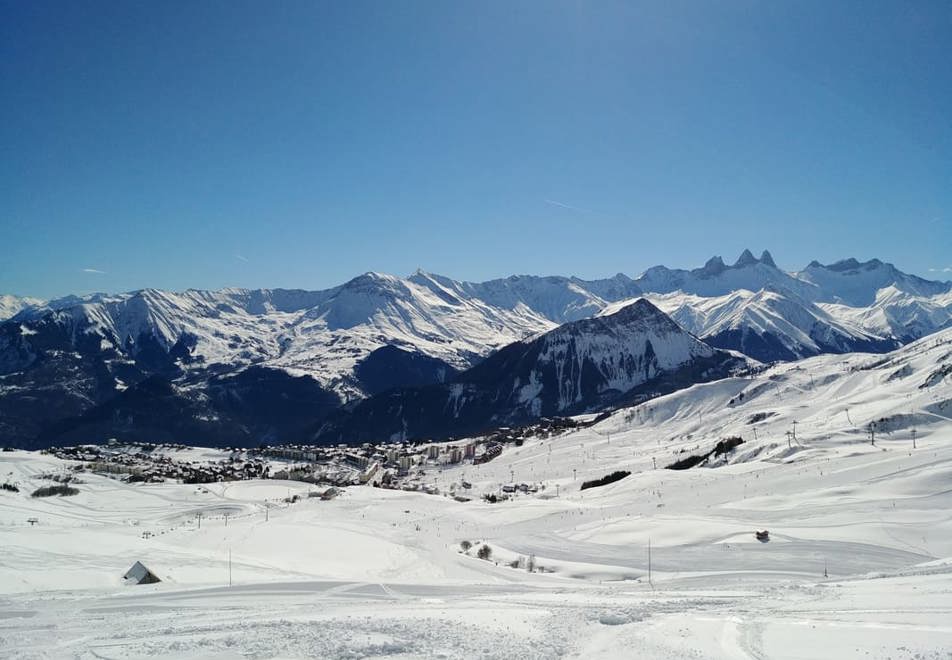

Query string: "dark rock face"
[0, 303, 348, 448]
[0, 318, 173, 447]
[37, 368, 342, 449]
[705, 328, 801, 363]
[705, 326, 900, 364]
[354, 345, 458, 396]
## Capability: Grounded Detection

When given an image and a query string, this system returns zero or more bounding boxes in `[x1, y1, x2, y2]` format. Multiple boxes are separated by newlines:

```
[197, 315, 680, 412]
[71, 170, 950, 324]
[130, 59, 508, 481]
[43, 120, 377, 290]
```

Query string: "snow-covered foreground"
[1, 332, 951, 658]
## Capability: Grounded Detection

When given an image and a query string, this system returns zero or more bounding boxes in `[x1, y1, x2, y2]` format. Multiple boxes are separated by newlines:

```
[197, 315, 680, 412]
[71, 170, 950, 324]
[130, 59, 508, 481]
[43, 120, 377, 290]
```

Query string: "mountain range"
[1, 251, 949, 448]
[309, 299, 745, 444]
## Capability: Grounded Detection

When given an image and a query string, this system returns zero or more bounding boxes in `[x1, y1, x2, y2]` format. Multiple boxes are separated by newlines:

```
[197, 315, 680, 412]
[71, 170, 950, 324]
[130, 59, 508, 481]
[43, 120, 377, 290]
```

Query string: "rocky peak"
[734, 249, 758, 268]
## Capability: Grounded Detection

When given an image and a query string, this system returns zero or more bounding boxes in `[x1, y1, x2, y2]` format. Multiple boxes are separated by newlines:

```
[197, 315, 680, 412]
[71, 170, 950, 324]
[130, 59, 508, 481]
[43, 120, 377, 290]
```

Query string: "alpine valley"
[1, 250, 950, 449]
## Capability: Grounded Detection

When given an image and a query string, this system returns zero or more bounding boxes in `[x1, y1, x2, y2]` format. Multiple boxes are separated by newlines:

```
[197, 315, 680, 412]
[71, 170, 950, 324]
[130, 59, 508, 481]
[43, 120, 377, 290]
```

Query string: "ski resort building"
[123, 561, 161, 585]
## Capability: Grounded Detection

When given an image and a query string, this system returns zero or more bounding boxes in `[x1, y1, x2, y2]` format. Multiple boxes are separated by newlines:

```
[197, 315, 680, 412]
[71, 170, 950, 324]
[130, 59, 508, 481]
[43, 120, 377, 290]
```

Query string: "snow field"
[1, 330, 951, 657]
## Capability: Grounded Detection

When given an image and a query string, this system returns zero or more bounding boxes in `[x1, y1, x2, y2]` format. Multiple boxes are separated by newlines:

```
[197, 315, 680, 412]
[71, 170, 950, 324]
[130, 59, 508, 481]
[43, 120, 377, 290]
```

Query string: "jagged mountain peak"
[807, 257, 873, 273]
[734, 249, 758, 267]
[637, 251, 818, 299]
[700, 249, 779, 273]
[579, 297, 682, 335]
[525, 297, 721, 389]
[595, 296, 674, 321]
[701, 256, 727, 276]
[802, 257, 908, 277]
[730, 249, 779, 269]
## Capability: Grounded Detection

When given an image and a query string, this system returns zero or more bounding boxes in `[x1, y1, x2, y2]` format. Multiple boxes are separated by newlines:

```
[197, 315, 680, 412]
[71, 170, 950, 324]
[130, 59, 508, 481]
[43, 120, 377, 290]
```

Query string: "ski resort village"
[42, 437, 488, 491]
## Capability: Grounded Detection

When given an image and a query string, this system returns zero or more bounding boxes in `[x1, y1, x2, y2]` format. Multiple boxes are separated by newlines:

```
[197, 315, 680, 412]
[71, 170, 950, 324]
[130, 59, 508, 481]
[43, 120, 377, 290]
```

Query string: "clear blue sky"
[2, 1, 950, 299]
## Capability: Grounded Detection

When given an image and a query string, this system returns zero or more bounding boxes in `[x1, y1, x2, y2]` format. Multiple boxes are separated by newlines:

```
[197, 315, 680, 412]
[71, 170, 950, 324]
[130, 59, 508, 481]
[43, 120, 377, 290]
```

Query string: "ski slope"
[1, 330, 951, 658]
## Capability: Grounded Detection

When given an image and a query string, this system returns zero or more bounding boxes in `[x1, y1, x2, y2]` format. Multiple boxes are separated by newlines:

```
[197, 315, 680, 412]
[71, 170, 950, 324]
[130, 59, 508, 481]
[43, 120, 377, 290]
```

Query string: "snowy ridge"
[420, 270, 642, 323]
[0, 294, 44, 322]
[797, 257, 951, 306]
[818, 285, 952, 343]
[277, 271, 556, 397]
[310, 299, 743, 444]
[643, 287, 899, 361]
[636, 250, 951, 305]
[628, 251, 950, 360]
[4, 280, 555, 401]
[636, 249, 820, 299]
[20, 288, 299, 368]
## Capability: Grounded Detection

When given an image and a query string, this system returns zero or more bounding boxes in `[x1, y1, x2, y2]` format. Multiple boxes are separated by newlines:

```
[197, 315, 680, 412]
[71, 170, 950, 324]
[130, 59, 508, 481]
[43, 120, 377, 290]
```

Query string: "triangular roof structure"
[123, 561, 161, 584]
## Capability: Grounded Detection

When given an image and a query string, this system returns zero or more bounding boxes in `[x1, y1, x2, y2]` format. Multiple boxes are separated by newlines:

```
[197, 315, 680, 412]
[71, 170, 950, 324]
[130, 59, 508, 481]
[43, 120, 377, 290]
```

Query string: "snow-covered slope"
[272, 272, 556, 398]
[798, 257, 951, 306]
[418, 270, 642, 324]
[2, 280, 553, 399]
[818, 285, 952, 343]
[521, 298, 719, 409]
[438, 326, 952, 506]
[645, 288, 899, 362]
[310, 299, 746, 444]
[631, 250, 950, 360]
[0, 294, 44, 321]
[1, 331, 950, 658]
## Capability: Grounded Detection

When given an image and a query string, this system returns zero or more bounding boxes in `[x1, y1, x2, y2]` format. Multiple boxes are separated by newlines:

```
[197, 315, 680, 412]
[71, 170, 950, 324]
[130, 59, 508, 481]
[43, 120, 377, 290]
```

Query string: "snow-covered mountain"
[634, 250, 951, 306]
[817, 286, 952, 344]
[0, 274, 624, 448]
[635, 249, 819, 299]
[411, 270, 642, 324]
[1, 279, 553, 399]
[309, 299, 746, 444]
[797, 257, 951, 306]
[2, 250, 950, 448]
[631, 251, 950, 360]
[0, 294, 44, 321]
[645, 288, 899, 362]
[271, 271, 556, 398]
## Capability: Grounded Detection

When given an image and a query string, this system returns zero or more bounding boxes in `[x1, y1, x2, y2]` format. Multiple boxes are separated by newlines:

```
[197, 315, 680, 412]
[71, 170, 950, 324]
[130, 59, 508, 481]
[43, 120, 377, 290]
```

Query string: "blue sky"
[2, 1, 950, 298]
